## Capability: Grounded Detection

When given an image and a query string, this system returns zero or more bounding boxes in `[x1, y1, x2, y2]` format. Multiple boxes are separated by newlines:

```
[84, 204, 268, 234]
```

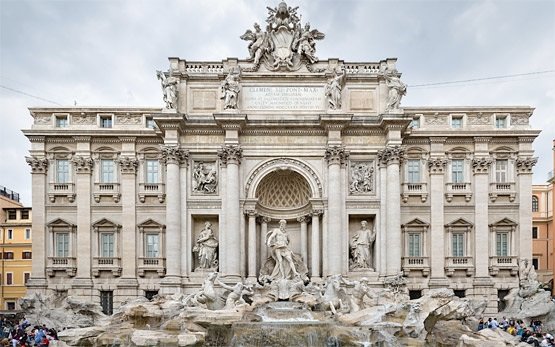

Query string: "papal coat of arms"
[240, 2, 325, 71]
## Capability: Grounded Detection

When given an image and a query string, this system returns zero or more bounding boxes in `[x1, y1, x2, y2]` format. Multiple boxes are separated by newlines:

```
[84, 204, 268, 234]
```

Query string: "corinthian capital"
[71, 156, 94, 174]
[117, 156, 139, 174]
[516, 156, 538, 174]
[427, 157, 448, 174]
[217, 144, 243, 166]
[160, 145, 189, 165]
[472, 157, 492, 174]
[26, 156, 48, 174]
[377, 145, 404, 166]
[325, 145, 349, 166]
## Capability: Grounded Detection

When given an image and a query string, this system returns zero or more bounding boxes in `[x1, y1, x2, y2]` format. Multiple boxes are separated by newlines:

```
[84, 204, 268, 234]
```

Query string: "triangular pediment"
[489, 218, 517, 227]
[47, 218, 74, 227]
[137, 219, 165, 228]
[402, 218, 429, 227]
[92, 218, 120, 228]
[445, 218, 473, 227]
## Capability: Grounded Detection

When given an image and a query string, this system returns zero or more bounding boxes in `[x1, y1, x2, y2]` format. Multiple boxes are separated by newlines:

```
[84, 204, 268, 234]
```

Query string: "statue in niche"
[215, 278, 254, 309]
[384, 68, 407, 113]
[220, 67, 241, 110]
[350, 162, 374, 194]
[325, 68, 346, 110]
[292, 22, 325, 64]
[193, 222, 219, 270]
[349, 220, 376, 270]
[192, 162, 217, 194]
[156, 70, 178, 109]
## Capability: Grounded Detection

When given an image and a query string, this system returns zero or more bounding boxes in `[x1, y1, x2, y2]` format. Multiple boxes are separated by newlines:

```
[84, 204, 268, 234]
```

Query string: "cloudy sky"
[1, 0, 554, 206]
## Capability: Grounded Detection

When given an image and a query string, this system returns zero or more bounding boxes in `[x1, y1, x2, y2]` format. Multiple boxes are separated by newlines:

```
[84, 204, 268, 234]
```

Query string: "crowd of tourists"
[0, 317, 58, 347]
[478, 317, 554, 346]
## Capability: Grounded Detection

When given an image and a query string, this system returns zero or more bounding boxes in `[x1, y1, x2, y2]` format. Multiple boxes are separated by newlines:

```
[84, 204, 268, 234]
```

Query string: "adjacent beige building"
[22, 4, 540, 314]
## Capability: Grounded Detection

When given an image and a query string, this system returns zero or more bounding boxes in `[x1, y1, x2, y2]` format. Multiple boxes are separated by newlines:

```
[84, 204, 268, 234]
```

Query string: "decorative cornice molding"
[117, 156, 139, 174]
[518, 137, 536, 143]
[325, 145, 349, 166]
[377, 145, 404, 166]
[160, 145, 189, 165]
[71, 156, 94, 174]
[118, 137, 137, 143]
[46, 137, 75, 144]
[473, 137, 491, 143]
[73, 136, 91, 143]
[472, 157, 492, 174]
[27, 136, 46, 143]
[427, 157, 447, 174]
[26, 156, 48, 174]
[429, 137, 447, 144]
[516, 156, 538, 174]
[217, 144, 243, 166]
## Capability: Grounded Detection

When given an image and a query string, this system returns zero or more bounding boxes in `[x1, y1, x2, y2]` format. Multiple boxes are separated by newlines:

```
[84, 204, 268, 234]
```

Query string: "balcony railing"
[93, 182, 120, 203]
[92, 257, 122, 277]
[445, 256, 474, 276]
[401, 182, 428, 203]
[46, 257, 77, 277]
[402, 256, 430, 276]
[489, 182, 516, 202]
[138, 257, 166, 277]
[489, 256, 518, 276]
[48, 183, 75, 203]
[445, 182, 472, 202]
[138, 183, 166, 203]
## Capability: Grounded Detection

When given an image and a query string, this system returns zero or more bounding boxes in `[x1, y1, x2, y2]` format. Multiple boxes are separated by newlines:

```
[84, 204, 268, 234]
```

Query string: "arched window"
[532, 196, 539, 212]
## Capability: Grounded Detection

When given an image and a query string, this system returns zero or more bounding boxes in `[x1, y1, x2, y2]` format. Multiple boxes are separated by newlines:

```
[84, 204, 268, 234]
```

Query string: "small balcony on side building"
[402, 256, 430, 277]
[138, 183, 166, 203]
[445, 256, 474, 277]
[92, 257, 122, 277]
[138, 257, 166, 277]
[48, 183, 75, 203]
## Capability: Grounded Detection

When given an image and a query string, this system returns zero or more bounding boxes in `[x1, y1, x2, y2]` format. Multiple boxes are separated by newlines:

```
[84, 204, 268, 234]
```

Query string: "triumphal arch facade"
[24, 3, 539, 314]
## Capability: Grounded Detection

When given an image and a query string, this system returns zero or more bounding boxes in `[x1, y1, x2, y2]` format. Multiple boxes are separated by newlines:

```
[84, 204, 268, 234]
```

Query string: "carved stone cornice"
[474, 137, 491, 143]
[427, 157, 447, 174]
[324, 145, 349, 166]
[516, 156, 538, 174]
[73, 136, 91, 143]
[472, 157, 492, 174]
[160, 145, 189, 165]
[377, 145, 404, 166]
[429, 137, 447, 144]
[26, 156, 48, 174]
[117, 156, 139, 174]
[27, 136, 45, 143]
[71, 156, 94, 174]
[217, 144, 243, 166]
[118, 137, 137, 143]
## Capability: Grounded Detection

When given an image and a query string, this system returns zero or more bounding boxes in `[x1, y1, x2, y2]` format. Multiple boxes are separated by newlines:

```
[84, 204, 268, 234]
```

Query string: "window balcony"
[93, 183, 120, 203]
[445, 256, 474, 276]
[92, 257, 122, 277]
[138, 257, 166, 277]
[401, 182, 428, 203]
[445, 182, 472, 202]
[402, 256, 430, 276]
[48, 183, 75, 203]
[489, 182, 516, 202]
[489, 256, 518, 276]
[138, 183, 166, 203]
[46, 257, 77, 277]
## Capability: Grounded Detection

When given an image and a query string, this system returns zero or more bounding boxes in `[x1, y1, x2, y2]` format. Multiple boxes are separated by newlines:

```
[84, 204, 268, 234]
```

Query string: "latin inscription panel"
[242, 86, 324, 111]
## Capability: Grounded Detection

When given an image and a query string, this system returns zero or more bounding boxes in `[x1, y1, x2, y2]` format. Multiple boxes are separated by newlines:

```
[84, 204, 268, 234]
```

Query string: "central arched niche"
[255, 169, 312, 218]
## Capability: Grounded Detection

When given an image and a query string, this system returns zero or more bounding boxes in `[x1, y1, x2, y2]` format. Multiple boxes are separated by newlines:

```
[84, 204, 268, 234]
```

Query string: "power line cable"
[0, 84, 64, 106]
[409, 70, 555, 88]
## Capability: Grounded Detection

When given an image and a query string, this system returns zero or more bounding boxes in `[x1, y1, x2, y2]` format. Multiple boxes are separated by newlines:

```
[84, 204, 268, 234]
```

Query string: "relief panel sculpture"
[192, 161, 218, 194]
[349, 161, 374, 194]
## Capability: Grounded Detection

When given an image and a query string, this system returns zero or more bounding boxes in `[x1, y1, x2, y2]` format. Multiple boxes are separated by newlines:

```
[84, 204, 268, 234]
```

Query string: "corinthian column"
[310, 211, 322, 277]
[516, 156, 538, 260]
[160, 145, 188, 293]
[117, 156, 138, 279]
[218, 144, 243, 277]
[428, 157, 447, 282]
[246, 210, 257, 279]
[378, 146, 404, 276]
[472, 157, 492, 277]
[325, 145, 349, 275]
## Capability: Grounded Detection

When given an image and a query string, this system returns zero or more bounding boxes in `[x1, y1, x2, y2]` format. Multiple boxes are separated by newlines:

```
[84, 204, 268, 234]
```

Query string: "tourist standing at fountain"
[267, 219, 300, 280]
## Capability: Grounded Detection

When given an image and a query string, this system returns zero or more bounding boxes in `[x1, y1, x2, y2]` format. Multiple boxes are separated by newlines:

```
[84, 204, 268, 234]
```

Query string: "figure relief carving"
[325, 68, 346, 110]
[193, 222, 219, 271]
[349, 220, 376, 270]
[26, 156, 49, 174]
[382, 67, 407, 113]
[516, 156, 538, 174]
[377, 146, 405, 166]
[71, 156, 94, 173]
[160, 145, 189, 165]
[192, 162, 218, 194]
[472, 157, 492, 174]
[117, 156, 139, 174]
[217, 144, 243, 166]
[349, 162, 374, 194]
[511, 114, 530, 125]
[34, 116, 51, 125]
[467, 113, 490, 125]
[220, 67, 241, 110]
[425, 113, 447, 125]
[156, 70, 178, 109]
[240, 2, 324, 71]
[325, 145, 349, 166]
[427, 157, 448, 174]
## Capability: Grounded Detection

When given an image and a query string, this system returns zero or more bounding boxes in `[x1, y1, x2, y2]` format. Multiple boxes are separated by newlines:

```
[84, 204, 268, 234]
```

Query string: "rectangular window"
[55, 115, 68, 128]
[100, 291, 113, 315]
[532, 227, 538, 239]
[145, 160, 159, 184]
[56, 159, 70, 183]
[100, 233, 114, 258]
[6, 273, 13, 285]
[410, 117, 420, 129]
[100, 116, 112, 128]
[7, 210, 16, 220]
[532, 258, 539, 270]
[407, 159, 421, 183]
[20, 210, 29, 219]
[24, 273, 30, 284]
[408, 233, 421, 257]
[6, 302, 15, 310]
[22, 251, 32, 259]
[496, 232, 509, 256]
[452, 233, 464, 257]
[495, 160, 508, 183]
[146, 234, 160, 258]
[146, 117, 155, 129]
[7, 229, 13, 240]
[3, 252, 13, 260]
[100, 160, 115, 183]
[25, 228, 31, 240]
[451, 160, 464, 183]
[55, 232, 69, 257]
[495, 116, 507, 128]
[451, 117, 463, 128]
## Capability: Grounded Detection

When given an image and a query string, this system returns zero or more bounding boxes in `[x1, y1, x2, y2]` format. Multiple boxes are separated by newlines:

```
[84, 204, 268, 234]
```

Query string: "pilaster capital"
[472, 157, 492, 174]
[71, 156, 94, 174]
[26, 156, 48, 174]
[217, 144, 243, 166]
[297, 216, 307, 223]
[427, 157, 448, 174]
[245, 209, 257, 218]
[325, 145, 349, 166]
[160, 145, 189, 165]
[516, 156, 538, 175]
[117, 156, 139, 174]
[311, 209, 323, 217]
[377, 145, 405, 167]
[260, 216, 272, 224]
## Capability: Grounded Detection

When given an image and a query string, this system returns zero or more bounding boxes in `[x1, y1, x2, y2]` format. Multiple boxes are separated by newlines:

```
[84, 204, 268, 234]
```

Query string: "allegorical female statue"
[350, 220, 376, 269]
[193, 222, 219, 270]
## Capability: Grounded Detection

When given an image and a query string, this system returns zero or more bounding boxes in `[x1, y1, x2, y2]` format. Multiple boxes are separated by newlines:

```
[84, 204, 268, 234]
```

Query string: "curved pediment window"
[256, 170, 311, 210]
